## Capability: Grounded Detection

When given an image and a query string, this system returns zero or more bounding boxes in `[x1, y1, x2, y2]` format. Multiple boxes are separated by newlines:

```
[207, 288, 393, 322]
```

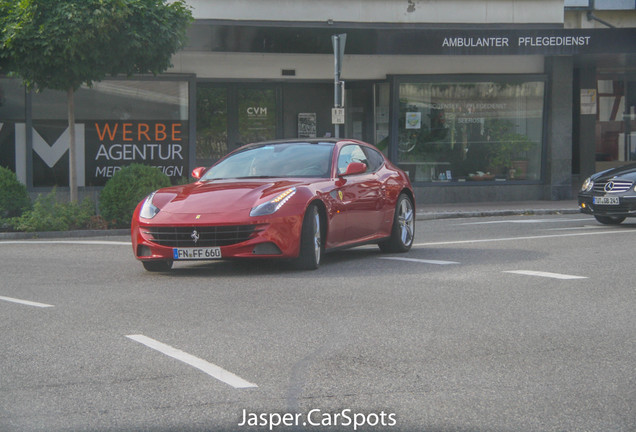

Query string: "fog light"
[252, 243, 282, 255]
[137, 245, 152, 257]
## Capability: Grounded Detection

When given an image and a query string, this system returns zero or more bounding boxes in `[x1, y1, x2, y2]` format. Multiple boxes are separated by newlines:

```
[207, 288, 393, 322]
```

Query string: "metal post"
[332, 33, 346, 138]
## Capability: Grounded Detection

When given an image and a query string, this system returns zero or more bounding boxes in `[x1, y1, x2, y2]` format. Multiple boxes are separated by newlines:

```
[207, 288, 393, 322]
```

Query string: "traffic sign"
[332, 108, 345, 124]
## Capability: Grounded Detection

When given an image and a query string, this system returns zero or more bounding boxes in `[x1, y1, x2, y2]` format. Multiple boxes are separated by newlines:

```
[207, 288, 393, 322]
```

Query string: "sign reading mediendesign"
[87, 121, 188, 185]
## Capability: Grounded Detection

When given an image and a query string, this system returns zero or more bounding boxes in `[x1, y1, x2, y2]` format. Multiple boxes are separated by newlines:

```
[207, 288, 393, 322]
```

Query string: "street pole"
[331, 33, 346, 138]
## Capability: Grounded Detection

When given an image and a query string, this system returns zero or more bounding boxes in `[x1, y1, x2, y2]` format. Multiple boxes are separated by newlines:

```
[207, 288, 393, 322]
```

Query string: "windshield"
[201, 142, 335, 180]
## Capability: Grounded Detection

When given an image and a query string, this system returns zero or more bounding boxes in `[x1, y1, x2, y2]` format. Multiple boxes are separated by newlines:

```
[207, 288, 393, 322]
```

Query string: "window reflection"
[397, 80, 544, 183]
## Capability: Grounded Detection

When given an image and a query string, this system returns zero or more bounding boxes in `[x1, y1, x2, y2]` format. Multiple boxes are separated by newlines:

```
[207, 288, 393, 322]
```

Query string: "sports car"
[578, 163, 636, 224]
[131, 138, 415, 271]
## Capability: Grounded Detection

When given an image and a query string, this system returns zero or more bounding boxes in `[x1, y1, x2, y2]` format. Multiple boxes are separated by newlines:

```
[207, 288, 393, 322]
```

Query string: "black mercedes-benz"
[579, 163, 636, 225]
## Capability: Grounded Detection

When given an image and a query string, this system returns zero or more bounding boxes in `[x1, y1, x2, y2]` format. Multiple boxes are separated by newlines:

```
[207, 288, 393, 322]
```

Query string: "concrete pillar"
[545, 56, 574, 200]
[577, 64, 597, 181]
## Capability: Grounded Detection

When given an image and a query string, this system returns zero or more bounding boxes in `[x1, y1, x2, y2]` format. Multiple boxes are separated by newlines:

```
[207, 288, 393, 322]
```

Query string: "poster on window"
[13, 120, 189, 187]
[580, 89, 597, 115]
[298, 113, 317, 138]
[405, 112, 422, 129]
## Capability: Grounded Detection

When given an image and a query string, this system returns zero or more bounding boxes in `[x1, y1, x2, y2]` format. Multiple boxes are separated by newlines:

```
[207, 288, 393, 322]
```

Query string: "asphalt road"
[0, 214, 634, 432]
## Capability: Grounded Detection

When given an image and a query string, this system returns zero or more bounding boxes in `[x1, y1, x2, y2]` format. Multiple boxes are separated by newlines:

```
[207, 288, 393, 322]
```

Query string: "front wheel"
[379, 193, 415, 253]
[294, 204, 322, 270]
[594, 215, 626, 225]
[142, 260, 173, 272]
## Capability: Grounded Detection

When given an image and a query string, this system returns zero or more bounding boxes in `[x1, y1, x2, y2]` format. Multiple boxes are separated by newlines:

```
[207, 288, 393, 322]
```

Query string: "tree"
[0, 0, 192, 202]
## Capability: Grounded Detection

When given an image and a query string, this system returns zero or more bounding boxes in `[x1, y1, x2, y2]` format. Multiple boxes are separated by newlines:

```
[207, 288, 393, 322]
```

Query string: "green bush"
[99, 164, 171, 228]
[0, 166, 31, 220]
[15, 189, 96, 232]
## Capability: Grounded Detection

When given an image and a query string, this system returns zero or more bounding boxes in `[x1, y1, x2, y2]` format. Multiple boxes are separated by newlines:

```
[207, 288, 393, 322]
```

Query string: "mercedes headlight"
[250, 188, 296, 217]
[140, 191, 160, 219]
[580, 177, 593, 193]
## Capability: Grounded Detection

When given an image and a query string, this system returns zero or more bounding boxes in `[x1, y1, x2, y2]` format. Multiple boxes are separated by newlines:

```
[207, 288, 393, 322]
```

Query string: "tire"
[142, 260, 173, 272]
[295, 204, 322, 270]
[379, 193, 415, 253]
[594, 215, 626, 225]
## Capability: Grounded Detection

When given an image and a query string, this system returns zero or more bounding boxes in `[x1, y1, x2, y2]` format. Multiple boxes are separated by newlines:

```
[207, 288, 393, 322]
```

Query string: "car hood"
[153, 179, 306, 215]
[592, 163, 636, 182]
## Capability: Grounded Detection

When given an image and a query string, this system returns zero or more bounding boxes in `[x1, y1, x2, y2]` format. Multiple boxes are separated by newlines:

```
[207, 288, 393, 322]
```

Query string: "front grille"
[143, 225, 261, 247]
[593, 180, 633, 194]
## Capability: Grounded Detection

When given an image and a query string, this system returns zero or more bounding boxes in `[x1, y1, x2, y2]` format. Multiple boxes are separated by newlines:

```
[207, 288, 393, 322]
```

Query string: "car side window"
[337, 145, 369, 175]
[362, 147, 384, 172]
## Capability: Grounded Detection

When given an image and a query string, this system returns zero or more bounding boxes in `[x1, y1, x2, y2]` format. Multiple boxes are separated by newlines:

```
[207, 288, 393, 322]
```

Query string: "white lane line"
[542, 225, 605, 231]
[126, 334, 257, 389]
[0, 295, 54, 308]
[0, 240, 130, 246]
[503, 270, 588, 280]
[458, 218, 589, 226]
[413, 228, 636, 247]
[379, 257, 459, 265]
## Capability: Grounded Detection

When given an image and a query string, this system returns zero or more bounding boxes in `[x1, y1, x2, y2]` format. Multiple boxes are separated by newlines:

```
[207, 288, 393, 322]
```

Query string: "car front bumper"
[578, 194, 636, 217]
[132, 214, 304, 263]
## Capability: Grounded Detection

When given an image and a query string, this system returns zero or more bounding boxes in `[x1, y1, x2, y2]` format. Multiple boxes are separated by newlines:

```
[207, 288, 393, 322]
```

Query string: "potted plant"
[485, 121, 536, 179]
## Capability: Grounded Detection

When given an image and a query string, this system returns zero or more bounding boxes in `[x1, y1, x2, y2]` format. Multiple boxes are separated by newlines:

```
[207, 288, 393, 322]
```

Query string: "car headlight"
[580, 177, 593, 192]
[140, 191, 160, 219]
[250, 188, 296, 217]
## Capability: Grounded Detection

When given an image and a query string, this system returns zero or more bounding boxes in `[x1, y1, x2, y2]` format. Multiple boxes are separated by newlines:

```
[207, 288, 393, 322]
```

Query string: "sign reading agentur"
[88, 121, 188, 185]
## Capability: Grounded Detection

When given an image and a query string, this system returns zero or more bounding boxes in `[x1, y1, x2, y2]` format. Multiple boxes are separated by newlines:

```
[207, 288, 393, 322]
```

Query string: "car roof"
[244, 138, 372, 148]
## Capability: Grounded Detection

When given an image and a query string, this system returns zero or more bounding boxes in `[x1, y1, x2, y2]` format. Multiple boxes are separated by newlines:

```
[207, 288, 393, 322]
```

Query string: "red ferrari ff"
[131, 139, 415, 271]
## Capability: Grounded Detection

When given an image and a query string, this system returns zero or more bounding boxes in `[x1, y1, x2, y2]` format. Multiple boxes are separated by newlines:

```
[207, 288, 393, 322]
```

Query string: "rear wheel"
[379, 193, 415, 253]
[142, 260, 173, 272]
[295, 204, 322, 270]
[594, 215, 626, 225]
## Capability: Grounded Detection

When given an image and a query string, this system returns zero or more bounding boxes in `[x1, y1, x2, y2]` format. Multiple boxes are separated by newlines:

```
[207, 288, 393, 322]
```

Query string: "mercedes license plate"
[173, 247, 222, 260]
[593, 196, 620, 205]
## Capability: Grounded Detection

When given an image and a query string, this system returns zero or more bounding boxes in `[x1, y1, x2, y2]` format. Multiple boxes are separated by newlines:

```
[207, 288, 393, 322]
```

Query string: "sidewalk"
[416, 200, 580, 220]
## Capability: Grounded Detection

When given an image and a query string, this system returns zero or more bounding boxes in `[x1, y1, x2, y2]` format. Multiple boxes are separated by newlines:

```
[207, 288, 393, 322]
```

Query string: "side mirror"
[342, 162, 367, 176]
[191, 167, 207, 180]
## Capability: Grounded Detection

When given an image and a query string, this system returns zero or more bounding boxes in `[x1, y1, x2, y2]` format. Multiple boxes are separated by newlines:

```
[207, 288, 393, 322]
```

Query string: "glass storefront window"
[196, 85, 228, 164]
[0, 78, 25, 174]
[596, 78, 635, 164]
[396, 79, 545, 183]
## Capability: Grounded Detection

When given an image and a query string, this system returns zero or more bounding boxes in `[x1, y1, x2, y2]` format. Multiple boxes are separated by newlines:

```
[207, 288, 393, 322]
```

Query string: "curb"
[416, 207, 581, 221]
[0, 229, 129, 240]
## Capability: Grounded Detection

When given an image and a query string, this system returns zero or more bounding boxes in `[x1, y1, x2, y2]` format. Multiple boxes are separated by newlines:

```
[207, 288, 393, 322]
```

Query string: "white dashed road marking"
[503, 270, 588, 280]
[0, 295, 54, 308]
[126, 334, 257, 389]
[413, 228, 636, 247]
[379, 256, 459, 265]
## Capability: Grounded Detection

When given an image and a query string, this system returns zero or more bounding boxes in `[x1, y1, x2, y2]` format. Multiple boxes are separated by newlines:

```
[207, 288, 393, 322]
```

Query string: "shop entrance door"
[595, 76, 636, 169]
[195, 84, 281, 167]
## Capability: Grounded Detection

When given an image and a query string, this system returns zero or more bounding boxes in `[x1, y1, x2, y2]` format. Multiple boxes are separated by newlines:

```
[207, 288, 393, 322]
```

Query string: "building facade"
[0, 0, 635, 204]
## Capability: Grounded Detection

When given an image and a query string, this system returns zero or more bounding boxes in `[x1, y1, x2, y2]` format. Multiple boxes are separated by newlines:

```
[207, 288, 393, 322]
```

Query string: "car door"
[335, 144, 385, 242]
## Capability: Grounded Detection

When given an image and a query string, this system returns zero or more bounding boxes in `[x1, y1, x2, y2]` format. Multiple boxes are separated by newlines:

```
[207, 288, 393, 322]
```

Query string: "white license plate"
[173, 247, 222, 260]
[593, 196, 620, 205]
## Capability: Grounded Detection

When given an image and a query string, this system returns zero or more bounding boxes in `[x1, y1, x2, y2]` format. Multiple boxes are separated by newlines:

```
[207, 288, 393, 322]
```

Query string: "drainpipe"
[586, 10, 616, 28]
[585, 0, 616, 28]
